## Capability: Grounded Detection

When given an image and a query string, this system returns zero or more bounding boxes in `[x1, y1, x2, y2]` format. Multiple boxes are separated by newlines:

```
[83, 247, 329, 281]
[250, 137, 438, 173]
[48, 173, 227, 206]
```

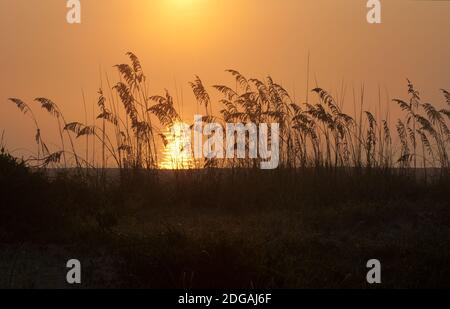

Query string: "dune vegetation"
[5, 52, 450, 172]
[1, 53, 450, 288]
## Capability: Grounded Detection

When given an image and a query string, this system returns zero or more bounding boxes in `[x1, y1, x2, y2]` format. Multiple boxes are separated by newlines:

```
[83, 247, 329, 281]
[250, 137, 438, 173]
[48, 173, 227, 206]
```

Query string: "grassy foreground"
[1, 150, 450, 288]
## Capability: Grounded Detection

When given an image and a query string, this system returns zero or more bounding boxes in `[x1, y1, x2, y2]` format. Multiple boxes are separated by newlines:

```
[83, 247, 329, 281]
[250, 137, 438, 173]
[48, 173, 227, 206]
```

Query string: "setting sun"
[160, 121, 194, 170]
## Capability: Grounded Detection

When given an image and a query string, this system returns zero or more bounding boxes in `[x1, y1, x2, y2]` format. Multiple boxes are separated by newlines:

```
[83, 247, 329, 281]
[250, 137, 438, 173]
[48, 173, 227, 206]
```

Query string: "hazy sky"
[1, 0, 449, 156]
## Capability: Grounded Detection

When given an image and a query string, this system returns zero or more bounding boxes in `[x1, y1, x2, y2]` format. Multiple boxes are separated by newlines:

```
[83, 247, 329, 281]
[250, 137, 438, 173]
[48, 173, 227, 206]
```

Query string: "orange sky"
[1, 0, 449, 159]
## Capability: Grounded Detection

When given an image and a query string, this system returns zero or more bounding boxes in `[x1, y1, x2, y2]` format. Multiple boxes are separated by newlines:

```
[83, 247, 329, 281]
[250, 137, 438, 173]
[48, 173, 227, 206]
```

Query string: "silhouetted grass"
[2, 53, 450, 288]
[6, 53, 450, 170]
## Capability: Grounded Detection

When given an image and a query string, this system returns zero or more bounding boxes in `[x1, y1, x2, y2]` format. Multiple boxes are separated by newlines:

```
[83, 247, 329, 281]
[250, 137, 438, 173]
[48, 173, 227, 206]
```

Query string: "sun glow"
[171, 0, 195, 6]
[164, 0, 207, 14]
[170, 0, 202, 8]
[158, 0, 211, 24]
[160, 122, 194, 170]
